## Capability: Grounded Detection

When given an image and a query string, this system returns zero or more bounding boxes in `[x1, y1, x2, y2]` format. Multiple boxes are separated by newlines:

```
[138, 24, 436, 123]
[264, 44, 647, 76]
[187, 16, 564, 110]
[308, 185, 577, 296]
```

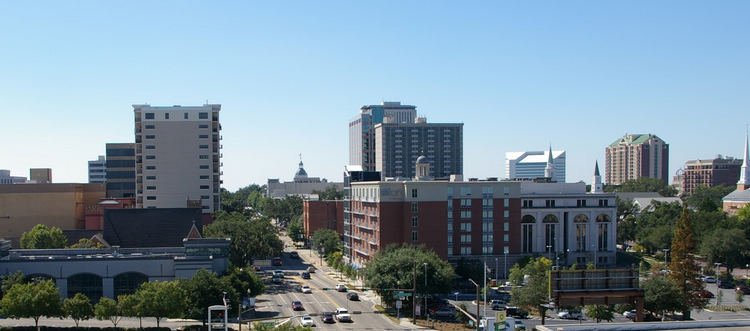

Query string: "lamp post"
[546, 245, 552, 262]
[469, 278, 480, 331]
[663, 249, 670, 274]
[746, 264, 749, 278]
[424, 262, 428, 319]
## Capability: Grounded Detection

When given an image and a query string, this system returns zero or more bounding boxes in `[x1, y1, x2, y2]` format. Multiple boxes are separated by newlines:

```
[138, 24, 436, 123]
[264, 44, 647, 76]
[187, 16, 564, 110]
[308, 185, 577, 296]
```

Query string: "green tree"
[454, 258, 485, 287]
[1, 270, 26, 295]
[20, 224, 67, 249]
[737, 291, 745, 304]
[510, 257, 552, 325]
[737, 204, 750, 221]
[224, 266, 266, 301]
[63, 293, 94, 328]
[118, 294, 144, 328]
[134, 280, 186, 327]
[584, 304, 614, 323]
[287, 215, 305, 244]
[94, 297, 124, 328]
[364, 244, 456, 308]
[642, 276, 684, 317]
[220, 188, 251, 215]
[182, 269, 236, 327]
[617, 177, 677, 197]
[205, 212, 284, 266]
[311, 185, 344, 200]
[700, 229, 750, 273]
[616, 197, 639, 243]
[635, 201, 683, 253]
[668, 207, 707, 320]
[312, 228, 341, 256]
[684, 185, 736, 213]
[0, 279, 63, 331]
[716, 289, 724, 305]
[70, 238, 105, 249]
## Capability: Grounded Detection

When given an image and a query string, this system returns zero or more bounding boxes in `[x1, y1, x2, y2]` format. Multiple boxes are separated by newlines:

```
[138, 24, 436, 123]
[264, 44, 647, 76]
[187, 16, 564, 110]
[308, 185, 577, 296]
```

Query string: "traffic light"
[322, 287, 330, 290]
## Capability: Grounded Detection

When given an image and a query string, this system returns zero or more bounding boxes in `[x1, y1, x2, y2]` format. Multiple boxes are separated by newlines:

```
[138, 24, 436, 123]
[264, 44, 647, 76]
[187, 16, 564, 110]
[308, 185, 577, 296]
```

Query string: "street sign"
[396, 300, 402, 309]
[396, 293, 412, 297]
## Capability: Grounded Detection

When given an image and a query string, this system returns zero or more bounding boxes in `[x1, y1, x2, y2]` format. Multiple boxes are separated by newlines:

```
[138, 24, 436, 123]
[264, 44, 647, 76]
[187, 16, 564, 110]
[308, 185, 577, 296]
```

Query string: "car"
[320, 312, 335, 323]
[702, 276, 717, 283]
[291, 300, 304, 311]
[623, 310, 636, 319]
[300, 316, 314, 327]
[505, 306, 528, 318]
[490, 299, 505, 310]
[335, 284, 348, 292]
[736, 286, 750, 294]
[557, 310, 581, 319]
[698, 290, 715, 298]
[335, 308, 351, 322]
[301, 271, 311, 279]
[513, 318, 526, 330]
[719, 280, 735, 289]
[252, 265, 261, 272]
[272, 275, 281, 283]
[431, 307, 456, 317]
[301, 285, 312, 294]
[347, 292, 359, 301]
[307, 266, 316, 273]
[272, 257, 283, 266]
[274, 269, 284, 278]
[290, 251, 299, 259]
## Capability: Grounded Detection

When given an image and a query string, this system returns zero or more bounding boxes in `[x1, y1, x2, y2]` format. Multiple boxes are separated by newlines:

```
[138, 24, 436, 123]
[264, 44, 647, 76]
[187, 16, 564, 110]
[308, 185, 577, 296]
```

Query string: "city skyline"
[2, 2, 749, 191]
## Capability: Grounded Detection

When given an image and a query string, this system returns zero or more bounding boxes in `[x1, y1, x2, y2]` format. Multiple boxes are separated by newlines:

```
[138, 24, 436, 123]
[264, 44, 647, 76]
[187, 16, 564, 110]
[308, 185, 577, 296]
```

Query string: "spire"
[544, 145, 557, 181]
[738, 131, 750, 190]
[591, 160, 602, 193]
[594, 160, 600, 176]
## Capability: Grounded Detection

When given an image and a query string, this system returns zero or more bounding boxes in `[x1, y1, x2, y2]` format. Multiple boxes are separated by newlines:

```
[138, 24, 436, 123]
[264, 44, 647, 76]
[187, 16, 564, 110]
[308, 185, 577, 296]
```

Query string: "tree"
[118, 294, 143, 328]
[617, 177, 677, 197]
[510, 257, 552, 325]
[287, 215, 305, 244]
[737, 204, 750, 221]
[205, 212, 284, 266]
[94, 297, 124, 328]
[1, 270, 26, 295]
[134, 280, 186, 327]
[700, 229, 750, 272]
[668, 207, 708, 319]
[454, 258, 486, 287]
[63, 292, 94, 328]
[70, 238, 105, 249]
[364, 244, 456, 308]
[312, 185, 344, 200]
[182, 269, 236, 327]
[224, 266, 266, 301]
[585, 304, 614, 323]
[684, 185, 736, 213]
[0, 279, 63, 331]
[634, 201, 683, 253]
[20, 224, 67, 249]
[220, 188, 251, 215]
[616, 197, 639, 243]
[737, 291, 745, 304]
[312, 228, 341, 256]
[642, 276, 684, 317]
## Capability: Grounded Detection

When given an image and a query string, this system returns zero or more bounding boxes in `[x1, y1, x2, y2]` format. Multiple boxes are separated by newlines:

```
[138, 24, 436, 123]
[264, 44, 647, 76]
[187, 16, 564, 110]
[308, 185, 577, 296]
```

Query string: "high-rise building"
[105, 143, 136, 198]
[0, 170, 26, 184]
[605, 134, 669, 185]
[676, 156, 743, 195]
[349, 102, 417, 171]
[133, 104, 222, 212]
[506, 149, 566, 182]
[88, 156, 106, 183]
[30, 168, 52, 183]
[374, 120, 463, 179]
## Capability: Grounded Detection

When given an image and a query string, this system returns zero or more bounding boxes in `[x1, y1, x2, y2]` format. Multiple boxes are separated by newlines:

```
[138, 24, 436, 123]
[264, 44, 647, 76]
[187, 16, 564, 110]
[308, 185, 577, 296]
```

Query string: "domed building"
[266, 157, 344, 199]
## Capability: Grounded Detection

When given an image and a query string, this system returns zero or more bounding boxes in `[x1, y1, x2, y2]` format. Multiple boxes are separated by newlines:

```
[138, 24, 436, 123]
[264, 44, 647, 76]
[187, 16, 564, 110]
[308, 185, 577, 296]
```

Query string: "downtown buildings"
[674, 155, 743, 195]
[506, 149, 566, 182]
[605, 133, 669, 185]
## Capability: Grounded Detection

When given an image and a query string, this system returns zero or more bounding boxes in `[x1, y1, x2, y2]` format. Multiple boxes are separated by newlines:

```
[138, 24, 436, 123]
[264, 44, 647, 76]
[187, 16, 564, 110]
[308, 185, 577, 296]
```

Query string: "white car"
[335, 284, 348, 292]
[702, 276, 717, 283]
[335, 307, 351, 322]
[557, 311, 581, 319]
[623, 310, 636, 319]
[300, 316, 315, 327]
[301, 285, 312, 294]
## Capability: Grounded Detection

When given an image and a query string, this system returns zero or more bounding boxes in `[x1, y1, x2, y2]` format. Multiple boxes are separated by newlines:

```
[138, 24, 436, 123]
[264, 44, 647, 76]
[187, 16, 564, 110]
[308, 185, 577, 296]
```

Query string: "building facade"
[506, 150, 566, 182]
[105, 143, 136, 198]
[0, 170, 26, 184]
[374, 121, 463, 179]
[605, 133, 669, 185]
[133, 104, 222, 213]
[349, 102, 417, 172]
[676, 156, 742, 195]
[267, 159, 343, 199]
[30, 168, 52, 183]
[723, 133, 750, 215]
[88, 156, 106, 183]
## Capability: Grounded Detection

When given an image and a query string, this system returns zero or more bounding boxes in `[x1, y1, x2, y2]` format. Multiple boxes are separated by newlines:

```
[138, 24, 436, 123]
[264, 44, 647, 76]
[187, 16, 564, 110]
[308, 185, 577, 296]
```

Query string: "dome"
[416, 155, 429, 165]
[295, 161, 308, 178]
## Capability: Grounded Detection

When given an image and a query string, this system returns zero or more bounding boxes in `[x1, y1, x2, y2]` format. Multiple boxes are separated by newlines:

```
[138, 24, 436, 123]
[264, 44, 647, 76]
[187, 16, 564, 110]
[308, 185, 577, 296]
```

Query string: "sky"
[1, 1, 749, 192]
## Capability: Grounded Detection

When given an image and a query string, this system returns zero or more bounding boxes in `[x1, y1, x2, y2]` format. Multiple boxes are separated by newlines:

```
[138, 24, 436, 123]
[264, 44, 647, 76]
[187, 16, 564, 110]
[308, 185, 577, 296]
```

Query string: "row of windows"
[523, 199, 611, 208]
[143, 112, 209, 120]
[145, 145, 212, 150]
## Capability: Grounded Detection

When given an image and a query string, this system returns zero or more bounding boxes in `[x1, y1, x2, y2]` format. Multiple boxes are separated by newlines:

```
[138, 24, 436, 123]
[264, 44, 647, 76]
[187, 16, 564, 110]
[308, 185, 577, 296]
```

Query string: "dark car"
[291, 301, 304, 311]
[321, 312, 335, 323]
[290, 251, 299, 259]
[430, 307, 456, 318]
[347, 292, 359, 301]
[505, 307, 529, 318]
[698, 290, 715, 298]
[272, 257, 282, 266]
[719, 280, 735, 289]
[736, 286, 750, 294]
[301, 271, 311, 279]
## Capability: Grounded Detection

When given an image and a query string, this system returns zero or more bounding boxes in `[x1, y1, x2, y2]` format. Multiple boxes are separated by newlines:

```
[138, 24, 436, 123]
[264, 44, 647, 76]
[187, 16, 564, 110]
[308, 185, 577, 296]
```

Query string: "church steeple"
[738, 131, 750, 191]
[591, 160, 603, 193]
[544, 145, 557, 181]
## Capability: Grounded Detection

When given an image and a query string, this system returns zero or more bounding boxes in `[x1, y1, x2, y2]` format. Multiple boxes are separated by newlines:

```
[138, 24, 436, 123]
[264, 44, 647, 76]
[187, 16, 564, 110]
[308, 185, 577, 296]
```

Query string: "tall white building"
[506, 150, 566, 182]
[133, 104, 222, 213]
[88, 155, 106, 183]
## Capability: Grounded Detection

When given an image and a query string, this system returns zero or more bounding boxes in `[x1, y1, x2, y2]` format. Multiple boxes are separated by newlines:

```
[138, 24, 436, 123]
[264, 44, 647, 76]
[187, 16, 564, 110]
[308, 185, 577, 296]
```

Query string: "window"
[546, 200, 556, 207]
[545, 224, 556, 252]
[598, 223, 609, 251]
[146, 176, 156, 180]
[145, 113, 154, 119]
[200, 175, 210, 180]
[576, 224, 587, 252]
[482, 186, 494, 194]
[411, 188, 418, 198]
[199, 165, 209, 169]
[412, 216, 418, 227]
[145, 124, 155, 129]
[461, 199, 471, 208]
[145, 135, 155, 139]
[482, 199, 493, 207]
[460, 187, 472, 196]
[503, 234, 509, 243]
[146, 186, 156, 190]
[200, 185, 210, 189]
[199, 124, 209, 129]
[482, 222, 493, 232]
[146, 196, 156, 200]
[447, 211, 453, 219]
[184, 112, 189, 119]
[201, 195, 210, 199]
[599, 199, 609, 206]
[164, 113, 170, 119]
[460, 222, 471, 232]
[577, 199, 587, 207]
[461, 247, 471, 255]
[199, 134, 209, 139]
[199, 145, 209, 149]
[522, 224, 533, 253]
[146, 155, 156, 160]
[202, 205, 210, 210]
[504, 199, 509, 207]
[523, 200, 533, 208]
[146, 165, 156, 170]
[504, 222, 509, 231]
[447, 187, 453, 197]
[447, 235, 453, 243]
[503, 187, 509, 195]
[199, 155, 209, 159]
[504, 210, 510, 219]
[412, 231, 418, 242]
[482, 210, 493, 219]
[199, 112, 209, 119]
[461, 211, 471, 219]
[483, 246, 494, 254]
[461, 235, 471, 243]
[411, 202, 418, 213]
[483, 234, 493, 242]
[145, 145, 155, 150]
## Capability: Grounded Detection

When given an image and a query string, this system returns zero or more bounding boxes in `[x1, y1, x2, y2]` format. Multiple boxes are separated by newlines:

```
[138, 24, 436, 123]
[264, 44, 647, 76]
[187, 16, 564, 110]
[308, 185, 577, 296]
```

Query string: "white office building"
[88, 155, 106, 183]
[506, 150, 566, 182]
[133, 104, 222, 213]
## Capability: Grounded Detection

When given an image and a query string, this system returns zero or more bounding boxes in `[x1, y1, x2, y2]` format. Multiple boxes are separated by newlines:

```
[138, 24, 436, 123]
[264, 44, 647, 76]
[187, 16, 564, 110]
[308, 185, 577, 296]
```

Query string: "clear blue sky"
[2, 1, 748, 191]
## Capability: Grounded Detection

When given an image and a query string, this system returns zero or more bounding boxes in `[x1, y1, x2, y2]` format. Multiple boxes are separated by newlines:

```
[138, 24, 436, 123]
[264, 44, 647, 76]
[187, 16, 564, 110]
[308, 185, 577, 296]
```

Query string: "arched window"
[596, 214, 611, 254]
[542, 215, 558, 253]
[68, 273, 103, 303]
[114, 272, 148, 298]
[573, 214, 590, 223]
[521, 215, 536, 223]
[596, 214, 611, 222]
[521, 215, 535, 253]
[573, 215, 589, 252]
[543, 215, 558, 223]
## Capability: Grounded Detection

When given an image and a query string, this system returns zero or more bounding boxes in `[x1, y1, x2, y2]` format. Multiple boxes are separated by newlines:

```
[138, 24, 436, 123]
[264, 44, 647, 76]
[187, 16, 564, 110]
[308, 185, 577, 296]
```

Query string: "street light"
[469, 278, 480, 331]
[663, 249, 670, 273]
[546, 245, 552, 261]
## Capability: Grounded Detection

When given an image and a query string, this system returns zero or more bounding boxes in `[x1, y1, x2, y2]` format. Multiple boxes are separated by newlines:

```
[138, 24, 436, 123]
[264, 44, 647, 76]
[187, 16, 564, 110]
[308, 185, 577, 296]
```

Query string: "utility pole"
[469, 278, 480, 331]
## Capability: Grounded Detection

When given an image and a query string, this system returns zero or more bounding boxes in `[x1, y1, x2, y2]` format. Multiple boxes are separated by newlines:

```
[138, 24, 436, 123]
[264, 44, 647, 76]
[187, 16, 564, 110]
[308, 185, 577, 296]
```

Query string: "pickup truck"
[335, 307, 351, 322]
